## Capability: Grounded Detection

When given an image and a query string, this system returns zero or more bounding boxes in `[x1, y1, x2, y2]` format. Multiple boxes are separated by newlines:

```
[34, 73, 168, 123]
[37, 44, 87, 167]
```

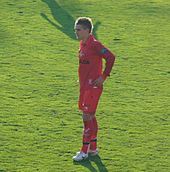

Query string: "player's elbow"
[108, 52, 116, 64]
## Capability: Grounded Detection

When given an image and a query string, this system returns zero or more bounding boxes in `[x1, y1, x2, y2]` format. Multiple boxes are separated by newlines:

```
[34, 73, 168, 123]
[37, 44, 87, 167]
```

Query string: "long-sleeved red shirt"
[78, 34, 115, 91]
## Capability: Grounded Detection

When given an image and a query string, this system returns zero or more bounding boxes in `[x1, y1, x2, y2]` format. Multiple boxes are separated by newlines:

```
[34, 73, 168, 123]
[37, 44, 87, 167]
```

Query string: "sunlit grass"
[0, 0, 170, 171]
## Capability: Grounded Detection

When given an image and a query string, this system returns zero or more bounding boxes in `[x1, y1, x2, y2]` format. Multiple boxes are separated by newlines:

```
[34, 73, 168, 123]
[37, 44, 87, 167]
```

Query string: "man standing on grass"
[73, 17, 116, 161]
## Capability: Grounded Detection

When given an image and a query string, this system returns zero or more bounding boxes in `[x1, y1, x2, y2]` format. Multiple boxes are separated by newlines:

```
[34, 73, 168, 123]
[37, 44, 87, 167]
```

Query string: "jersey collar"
[80, 34, 94, 47]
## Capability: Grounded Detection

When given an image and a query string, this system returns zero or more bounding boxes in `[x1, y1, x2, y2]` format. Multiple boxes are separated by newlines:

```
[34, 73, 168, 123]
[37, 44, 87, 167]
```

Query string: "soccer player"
[73, 17, 116, 161]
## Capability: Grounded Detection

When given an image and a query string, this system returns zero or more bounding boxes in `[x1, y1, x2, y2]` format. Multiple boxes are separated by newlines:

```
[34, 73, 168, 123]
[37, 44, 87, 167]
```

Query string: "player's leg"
[89, 114, 98, 155]
[81, 112, 95, 153]
[73, 112, 95, 161]
[73, 88, 102, 161]
[87, 88, 102, 155]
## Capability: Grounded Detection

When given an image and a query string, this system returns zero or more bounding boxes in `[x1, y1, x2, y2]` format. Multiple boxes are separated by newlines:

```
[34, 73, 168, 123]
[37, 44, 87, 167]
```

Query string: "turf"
[0, 0, 170, 171]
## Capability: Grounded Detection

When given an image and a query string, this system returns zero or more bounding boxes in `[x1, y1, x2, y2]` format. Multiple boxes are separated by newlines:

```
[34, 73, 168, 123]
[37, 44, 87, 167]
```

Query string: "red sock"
[90, 117, 98, 151]
[81, 120, 93, 153]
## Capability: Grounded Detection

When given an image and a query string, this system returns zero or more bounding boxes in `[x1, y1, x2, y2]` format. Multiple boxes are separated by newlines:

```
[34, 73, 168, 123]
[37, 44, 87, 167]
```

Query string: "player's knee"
[83, 112, 95, 121]
[82, 113, 90, 121]
[83, 128, 91, 138]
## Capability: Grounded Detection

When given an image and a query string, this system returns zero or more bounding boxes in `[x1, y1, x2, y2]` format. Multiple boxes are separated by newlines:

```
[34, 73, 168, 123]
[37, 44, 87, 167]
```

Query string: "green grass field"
[0, 0, 170, 171]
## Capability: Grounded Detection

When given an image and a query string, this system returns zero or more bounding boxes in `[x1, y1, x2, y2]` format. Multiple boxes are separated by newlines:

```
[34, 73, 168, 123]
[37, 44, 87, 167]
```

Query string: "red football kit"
[78, 34, 115, 113]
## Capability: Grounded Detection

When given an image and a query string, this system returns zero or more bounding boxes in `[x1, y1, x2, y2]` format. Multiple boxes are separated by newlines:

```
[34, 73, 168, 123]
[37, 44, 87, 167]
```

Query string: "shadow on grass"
[40, 0, 101, 40]
[73, 155, 108, 172]
[41, 0, 75, 39]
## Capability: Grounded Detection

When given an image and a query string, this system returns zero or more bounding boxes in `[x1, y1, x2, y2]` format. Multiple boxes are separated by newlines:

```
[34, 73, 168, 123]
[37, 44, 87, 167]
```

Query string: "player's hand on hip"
[92, 76, 104, 87]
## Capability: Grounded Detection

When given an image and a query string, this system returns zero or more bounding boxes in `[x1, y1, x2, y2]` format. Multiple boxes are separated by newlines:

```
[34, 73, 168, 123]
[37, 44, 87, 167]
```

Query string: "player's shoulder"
[91, 37, 103, 48]
[91, 36, 108, 54]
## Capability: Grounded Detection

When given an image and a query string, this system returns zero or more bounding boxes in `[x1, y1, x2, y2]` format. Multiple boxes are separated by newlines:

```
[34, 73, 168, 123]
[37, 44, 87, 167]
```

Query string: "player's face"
[74, 24, 89, 40]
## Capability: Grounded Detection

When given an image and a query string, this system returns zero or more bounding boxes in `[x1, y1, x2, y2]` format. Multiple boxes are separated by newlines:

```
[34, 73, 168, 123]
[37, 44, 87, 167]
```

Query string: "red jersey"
[78, 34, 115, 91]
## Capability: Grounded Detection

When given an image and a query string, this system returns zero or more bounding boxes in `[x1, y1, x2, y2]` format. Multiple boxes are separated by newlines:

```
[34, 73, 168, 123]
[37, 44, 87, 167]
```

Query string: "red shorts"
[79, 87, 103, 113]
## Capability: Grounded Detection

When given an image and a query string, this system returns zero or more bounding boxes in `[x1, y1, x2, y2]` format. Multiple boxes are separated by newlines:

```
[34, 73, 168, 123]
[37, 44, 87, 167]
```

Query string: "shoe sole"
[73, 156, 88, 162]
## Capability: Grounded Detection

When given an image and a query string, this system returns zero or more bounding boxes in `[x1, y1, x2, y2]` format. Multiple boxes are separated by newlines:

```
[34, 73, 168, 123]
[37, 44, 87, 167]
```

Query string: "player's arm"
[101, 47, 115, 79]
[92, 41, 116, 86]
